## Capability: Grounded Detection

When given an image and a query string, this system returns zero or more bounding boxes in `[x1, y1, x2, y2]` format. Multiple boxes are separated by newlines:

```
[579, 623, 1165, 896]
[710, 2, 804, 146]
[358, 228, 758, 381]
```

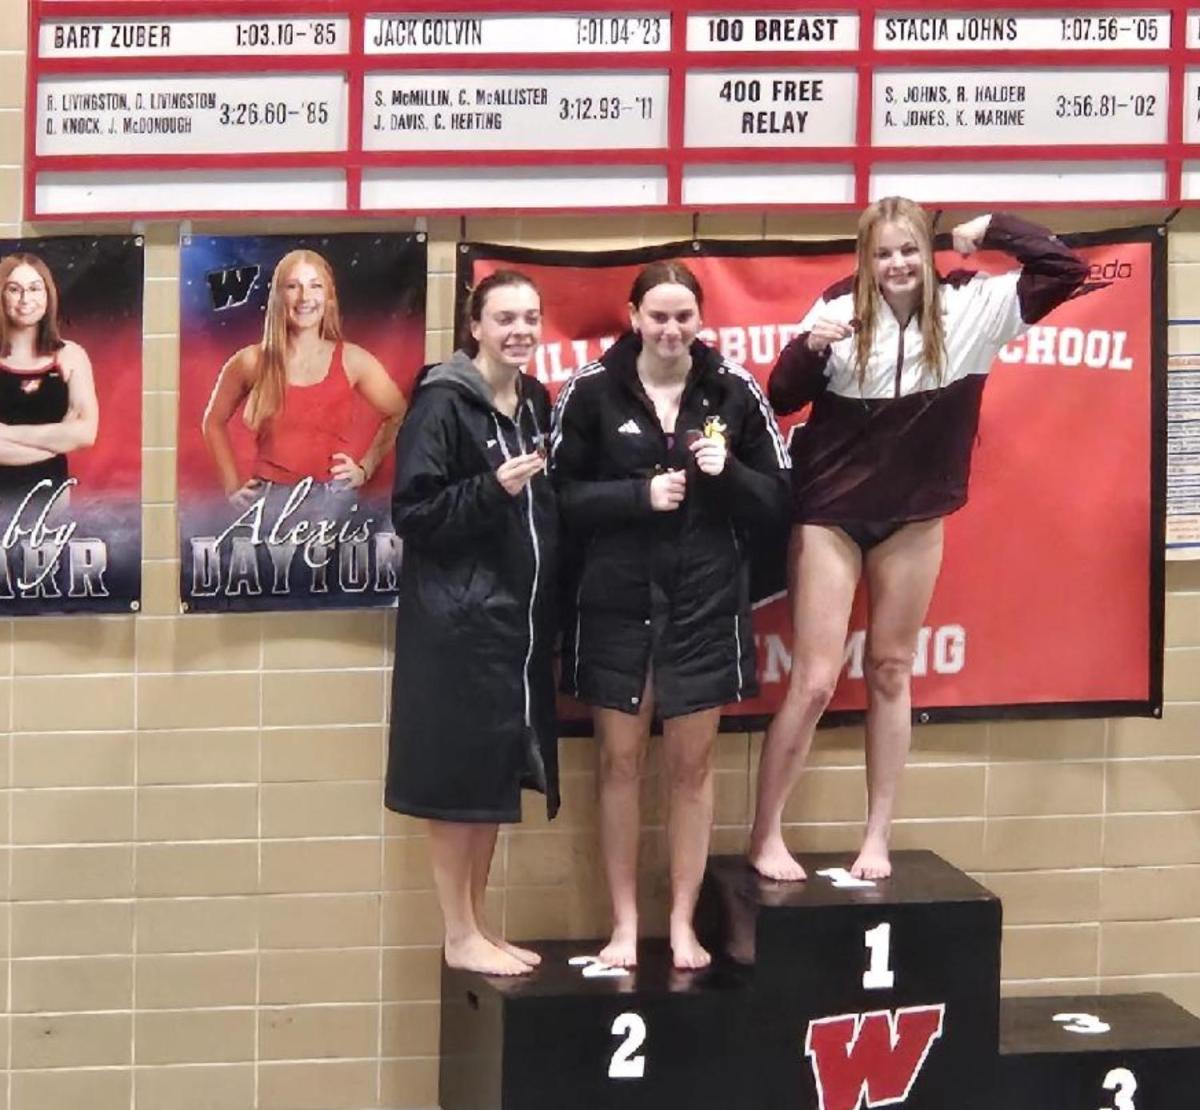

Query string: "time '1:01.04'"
[574, 18, 663, 47]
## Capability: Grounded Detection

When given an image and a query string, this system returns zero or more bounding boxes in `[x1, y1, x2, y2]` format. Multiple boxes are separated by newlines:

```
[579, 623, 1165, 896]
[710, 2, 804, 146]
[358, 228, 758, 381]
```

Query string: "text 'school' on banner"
[459, 228, 1165, 727]
[0, 236, 142, 615]
[178, 233, 426, 613]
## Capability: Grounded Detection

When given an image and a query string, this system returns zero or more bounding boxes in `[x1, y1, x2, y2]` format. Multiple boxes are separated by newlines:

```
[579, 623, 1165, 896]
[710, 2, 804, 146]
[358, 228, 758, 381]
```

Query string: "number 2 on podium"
[608, 1012, 647, 1079]
[862, 922, 895, 990]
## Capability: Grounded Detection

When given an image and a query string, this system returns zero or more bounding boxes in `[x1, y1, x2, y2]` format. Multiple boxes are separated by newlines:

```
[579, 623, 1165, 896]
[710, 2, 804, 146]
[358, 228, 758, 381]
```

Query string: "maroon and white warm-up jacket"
[768, 213, 1089, 525]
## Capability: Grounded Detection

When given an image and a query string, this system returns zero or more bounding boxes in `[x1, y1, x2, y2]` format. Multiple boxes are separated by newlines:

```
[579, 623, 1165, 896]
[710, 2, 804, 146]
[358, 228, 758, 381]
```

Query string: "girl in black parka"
[552, 262, 790, 969]
[386, 271, 558, 977]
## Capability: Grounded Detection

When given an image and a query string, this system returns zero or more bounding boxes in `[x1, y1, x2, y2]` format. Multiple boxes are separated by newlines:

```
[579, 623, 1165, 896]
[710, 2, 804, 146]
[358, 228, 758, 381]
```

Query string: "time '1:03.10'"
[234, 21, 339, 48]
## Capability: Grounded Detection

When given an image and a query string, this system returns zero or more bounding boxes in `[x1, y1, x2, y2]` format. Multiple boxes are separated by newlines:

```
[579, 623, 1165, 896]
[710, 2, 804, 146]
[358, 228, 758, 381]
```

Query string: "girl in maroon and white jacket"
[750, 199, 1087, 883]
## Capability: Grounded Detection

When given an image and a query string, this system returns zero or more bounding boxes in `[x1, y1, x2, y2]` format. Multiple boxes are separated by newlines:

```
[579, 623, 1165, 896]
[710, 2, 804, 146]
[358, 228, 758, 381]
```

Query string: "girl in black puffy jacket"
[552, 261, 790, 970]
[386, 270, 558, 978]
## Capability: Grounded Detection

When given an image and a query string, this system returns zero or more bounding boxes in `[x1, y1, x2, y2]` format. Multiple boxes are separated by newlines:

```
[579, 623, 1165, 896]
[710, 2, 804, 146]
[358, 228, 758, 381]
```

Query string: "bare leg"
[428, 819, 527, 976]
[469, 825, 541, 967]
[596, 689, 655, 967]
[852, 519, 944, 880]
[662, 706, 721, 969]
[749, 525, 862, 880]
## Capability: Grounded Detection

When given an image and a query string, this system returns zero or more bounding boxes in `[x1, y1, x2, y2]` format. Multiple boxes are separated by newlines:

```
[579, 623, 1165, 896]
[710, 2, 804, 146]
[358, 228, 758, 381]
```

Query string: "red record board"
[24, 0, 1200, 217]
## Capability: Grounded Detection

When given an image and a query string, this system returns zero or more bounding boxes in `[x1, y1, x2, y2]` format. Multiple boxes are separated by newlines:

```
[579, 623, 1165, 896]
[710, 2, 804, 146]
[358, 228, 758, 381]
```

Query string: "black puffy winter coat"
[385, 352, 559, 822]
[551, 333, 790, 719]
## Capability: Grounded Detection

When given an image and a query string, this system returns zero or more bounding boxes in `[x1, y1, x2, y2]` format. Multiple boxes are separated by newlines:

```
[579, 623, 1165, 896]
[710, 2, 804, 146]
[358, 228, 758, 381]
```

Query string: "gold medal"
[702, 415, 727, 447]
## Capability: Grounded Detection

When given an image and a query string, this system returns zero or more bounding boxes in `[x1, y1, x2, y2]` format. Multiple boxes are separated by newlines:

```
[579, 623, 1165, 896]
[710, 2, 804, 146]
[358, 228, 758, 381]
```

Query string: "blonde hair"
[852, 197, 945, 385]
[246, 249, 343, 428]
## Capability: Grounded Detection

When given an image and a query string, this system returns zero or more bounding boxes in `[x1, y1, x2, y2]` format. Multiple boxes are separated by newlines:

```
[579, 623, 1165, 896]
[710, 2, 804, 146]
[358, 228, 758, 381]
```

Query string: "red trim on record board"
[25, 0, 40, 221]
[1168, 0, 1187, 204]
[345, 0, 364, 210]
[853, 0, 873, 207]
[24, 0, 1200, 218]
[665, 0, 686, 207]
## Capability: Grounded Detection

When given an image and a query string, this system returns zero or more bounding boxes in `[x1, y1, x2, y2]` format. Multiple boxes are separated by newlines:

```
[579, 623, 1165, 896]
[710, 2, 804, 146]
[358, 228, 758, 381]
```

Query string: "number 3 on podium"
[1102, 1066, 1137, 1110]
[608, 1012, 647, 1079]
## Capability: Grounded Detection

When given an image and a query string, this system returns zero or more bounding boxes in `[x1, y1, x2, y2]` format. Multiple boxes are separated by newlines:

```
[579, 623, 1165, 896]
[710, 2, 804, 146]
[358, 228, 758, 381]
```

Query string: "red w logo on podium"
[805, 1005, 946, 1110]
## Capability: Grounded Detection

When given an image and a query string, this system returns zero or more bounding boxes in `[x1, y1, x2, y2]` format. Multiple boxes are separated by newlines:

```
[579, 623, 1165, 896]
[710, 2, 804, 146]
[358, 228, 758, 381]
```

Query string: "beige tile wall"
[3, 6, 1200, 1104]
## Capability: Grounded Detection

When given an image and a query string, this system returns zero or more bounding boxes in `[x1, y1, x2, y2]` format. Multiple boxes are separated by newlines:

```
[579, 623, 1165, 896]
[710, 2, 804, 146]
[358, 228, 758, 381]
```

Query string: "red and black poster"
[178, 232, 426, 612]
[0, 235, 142, 614]
[459, 227, 1165, 725]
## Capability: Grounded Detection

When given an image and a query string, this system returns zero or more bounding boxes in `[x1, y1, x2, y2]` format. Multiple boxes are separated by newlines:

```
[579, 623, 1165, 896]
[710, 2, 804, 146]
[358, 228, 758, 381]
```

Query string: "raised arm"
[767, 285, 851, 414]
[952, 213, 1089, 336]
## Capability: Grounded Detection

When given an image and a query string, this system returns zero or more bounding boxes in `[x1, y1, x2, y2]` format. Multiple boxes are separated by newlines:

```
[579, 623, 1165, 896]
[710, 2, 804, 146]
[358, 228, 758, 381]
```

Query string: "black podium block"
[700, 851, 1001, 1110]
[997, 993, 1200, 1109]
[439, 938, 754, 1110]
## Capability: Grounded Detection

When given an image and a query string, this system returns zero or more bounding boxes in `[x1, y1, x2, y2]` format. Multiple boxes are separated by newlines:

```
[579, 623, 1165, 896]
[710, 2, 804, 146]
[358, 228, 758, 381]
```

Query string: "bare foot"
[850, 838, 892, 881]
[445, 934, 530, 976]
[495, 938, 542, 967]
[747, 836, 808, 882]
[481, 928, 542, 967]
[598, 923, 639, 968]
[670, 921, 712, 971]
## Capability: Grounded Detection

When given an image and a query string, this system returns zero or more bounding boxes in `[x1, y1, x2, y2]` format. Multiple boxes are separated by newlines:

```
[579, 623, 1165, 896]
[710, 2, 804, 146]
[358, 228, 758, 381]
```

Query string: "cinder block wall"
[3, 8, 1199, 1109]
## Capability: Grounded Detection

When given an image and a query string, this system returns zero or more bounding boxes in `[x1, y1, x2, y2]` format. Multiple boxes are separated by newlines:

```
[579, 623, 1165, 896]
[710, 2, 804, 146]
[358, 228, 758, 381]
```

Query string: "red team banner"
[459, 227, 1165, 726]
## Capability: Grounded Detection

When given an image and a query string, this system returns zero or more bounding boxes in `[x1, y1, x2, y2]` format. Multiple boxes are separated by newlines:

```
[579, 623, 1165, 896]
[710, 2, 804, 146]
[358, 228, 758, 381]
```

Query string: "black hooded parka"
[385, 351, 559, 822]
[551, 333, 790, 719]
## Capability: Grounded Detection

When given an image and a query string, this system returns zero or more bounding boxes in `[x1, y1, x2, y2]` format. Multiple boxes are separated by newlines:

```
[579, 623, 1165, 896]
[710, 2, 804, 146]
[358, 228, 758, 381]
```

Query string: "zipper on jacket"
[729, 523, 744, 702]
[496, 410, 542, 731]
[520, 472, 541, 731]
[893, 317, 907, 399]
[628, 372, 692, 466]
[572, 572, 585, 694]
[632, 385, 671, 461]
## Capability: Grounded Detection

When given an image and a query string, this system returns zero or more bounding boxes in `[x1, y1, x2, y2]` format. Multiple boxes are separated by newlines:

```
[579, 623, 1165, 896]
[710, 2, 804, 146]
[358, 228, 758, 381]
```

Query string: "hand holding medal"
[688, 416, 728, 476]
